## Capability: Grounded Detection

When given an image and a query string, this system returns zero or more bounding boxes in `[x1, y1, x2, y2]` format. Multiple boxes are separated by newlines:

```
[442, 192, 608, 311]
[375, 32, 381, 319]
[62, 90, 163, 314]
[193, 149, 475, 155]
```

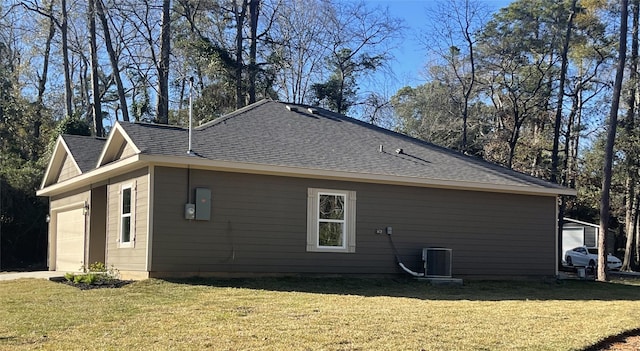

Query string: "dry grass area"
[1, 277, 640, 350]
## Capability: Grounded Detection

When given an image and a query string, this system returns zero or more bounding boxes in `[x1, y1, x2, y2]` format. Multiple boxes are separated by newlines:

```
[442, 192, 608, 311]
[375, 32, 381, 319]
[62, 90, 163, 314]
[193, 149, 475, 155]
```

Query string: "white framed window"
[119, 183, 134, 248]
[307, 188, 356, 253]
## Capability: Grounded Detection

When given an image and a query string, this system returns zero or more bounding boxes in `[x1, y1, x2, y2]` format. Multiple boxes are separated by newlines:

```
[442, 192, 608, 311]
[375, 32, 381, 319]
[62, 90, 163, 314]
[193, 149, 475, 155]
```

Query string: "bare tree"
[550, 0, 577, 184]
[34, 0, 56, 144]
[269, 0, 329, 103]
[157, 0, 171, 124]
[96, 0, 129, 122]
[61, 0, 73, 118]
[248, 0, 259, 104]
[88, 0, 104, 136]
[312, 1, 403, 114]
[231, 0, 247, 109]
[114, 1, 170, 123]
[426, 0, 488, 153]
[22, 0, 74, 118]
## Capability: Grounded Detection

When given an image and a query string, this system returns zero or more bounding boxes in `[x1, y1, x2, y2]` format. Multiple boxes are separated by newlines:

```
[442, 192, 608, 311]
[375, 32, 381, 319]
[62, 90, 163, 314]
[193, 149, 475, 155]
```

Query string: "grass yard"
[1, 277, 640, 350]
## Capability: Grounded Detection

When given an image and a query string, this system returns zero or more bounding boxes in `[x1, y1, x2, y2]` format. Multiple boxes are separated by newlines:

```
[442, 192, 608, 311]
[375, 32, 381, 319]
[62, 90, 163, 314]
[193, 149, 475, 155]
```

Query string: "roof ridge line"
[122, 120, 188, 131]
[196, 99, 273, 130]
[62, 133, 108, 140]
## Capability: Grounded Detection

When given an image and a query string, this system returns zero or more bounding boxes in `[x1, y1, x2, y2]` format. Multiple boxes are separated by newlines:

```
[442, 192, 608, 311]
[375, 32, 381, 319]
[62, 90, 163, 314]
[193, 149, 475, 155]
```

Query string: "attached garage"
[54, 207, 86, 271]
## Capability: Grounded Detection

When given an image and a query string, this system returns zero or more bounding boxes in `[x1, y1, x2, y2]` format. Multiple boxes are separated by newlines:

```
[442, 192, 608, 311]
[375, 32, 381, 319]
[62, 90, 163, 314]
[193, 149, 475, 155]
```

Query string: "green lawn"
[1, 277, 639, 350]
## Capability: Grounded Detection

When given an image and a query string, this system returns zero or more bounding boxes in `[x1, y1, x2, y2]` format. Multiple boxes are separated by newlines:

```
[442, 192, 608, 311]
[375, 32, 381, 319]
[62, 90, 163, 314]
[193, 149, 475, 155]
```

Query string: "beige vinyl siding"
[50, 188, 91, 208]
[55, 153, 80, 183]
[106, 167, 149, 271]
[150, 167, 556, 278]
[115, 142, 137, 160]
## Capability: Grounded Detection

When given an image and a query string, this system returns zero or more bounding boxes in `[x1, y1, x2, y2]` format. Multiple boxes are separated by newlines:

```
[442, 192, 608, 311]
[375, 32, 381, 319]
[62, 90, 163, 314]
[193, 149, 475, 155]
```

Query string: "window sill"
[307, 246, 355, 253]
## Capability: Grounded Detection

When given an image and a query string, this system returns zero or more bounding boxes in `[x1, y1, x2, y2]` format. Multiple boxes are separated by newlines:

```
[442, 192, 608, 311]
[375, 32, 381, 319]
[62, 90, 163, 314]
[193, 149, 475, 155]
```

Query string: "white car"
[564, 246, 622, 270]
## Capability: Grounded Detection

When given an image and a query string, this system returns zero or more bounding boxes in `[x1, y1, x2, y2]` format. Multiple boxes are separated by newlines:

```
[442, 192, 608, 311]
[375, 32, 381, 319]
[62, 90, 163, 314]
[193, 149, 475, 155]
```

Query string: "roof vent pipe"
[379, 144, 384, 153]
[395, 148, 403, 154]
[187, 77, 194, 155]
[307, 108, 318, 114]
[285, 105, 298, 112]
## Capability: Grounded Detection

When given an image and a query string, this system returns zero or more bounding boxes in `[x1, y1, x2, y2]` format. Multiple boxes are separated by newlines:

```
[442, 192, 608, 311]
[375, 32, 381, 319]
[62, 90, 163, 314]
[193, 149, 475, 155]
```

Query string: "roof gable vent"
[285, 105, 298, 112]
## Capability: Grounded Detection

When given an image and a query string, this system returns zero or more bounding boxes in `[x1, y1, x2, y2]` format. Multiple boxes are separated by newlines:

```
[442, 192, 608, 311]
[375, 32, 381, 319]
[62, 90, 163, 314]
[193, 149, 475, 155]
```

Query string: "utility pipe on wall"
[187, 77, 194, 155]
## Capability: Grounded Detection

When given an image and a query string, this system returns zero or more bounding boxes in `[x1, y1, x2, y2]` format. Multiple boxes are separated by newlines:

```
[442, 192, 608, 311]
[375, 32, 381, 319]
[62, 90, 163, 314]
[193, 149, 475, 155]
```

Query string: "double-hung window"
[120, 184, 134, 247]
[307, 188, 356, 253]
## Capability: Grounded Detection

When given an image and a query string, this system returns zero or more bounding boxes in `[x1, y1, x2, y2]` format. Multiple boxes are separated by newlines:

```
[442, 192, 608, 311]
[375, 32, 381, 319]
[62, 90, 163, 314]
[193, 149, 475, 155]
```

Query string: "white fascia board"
[95, 122, 141, 167]
[40, 135, 65, 190]
[37, 155, 142, 197]
[40, 136, 82, 190]
[140, 155, 577, 197]
[38, 152, 576, 198]
[562, 217, 599, 228]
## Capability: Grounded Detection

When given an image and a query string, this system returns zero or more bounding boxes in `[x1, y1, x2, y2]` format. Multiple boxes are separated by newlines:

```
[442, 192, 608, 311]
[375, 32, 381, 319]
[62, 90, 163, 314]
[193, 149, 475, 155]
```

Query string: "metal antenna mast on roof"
[187, 77, 194, 155]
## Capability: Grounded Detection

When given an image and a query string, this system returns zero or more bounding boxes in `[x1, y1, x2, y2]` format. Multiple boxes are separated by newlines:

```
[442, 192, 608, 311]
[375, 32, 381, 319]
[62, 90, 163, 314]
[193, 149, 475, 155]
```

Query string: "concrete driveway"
[0, 271, 65, 281]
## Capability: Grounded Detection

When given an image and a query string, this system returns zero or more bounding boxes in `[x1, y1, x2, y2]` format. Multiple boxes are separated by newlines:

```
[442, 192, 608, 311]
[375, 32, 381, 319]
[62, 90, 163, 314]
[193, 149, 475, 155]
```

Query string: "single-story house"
[37, 100, 575, 279]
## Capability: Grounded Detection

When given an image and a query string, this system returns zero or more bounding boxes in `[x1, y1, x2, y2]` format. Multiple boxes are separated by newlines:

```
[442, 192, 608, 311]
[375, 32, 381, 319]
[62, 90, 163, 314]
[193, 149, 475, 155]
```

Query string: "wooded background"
[0, 0, 637, 276]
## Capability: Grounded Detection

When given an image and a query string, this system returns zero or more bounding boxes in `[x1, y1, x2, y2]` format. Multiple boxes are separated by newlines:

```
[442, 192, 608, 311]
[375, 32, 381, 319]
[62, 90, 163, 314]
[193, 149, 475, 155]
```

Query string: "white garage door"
[562, 227, 584, 263]
[56, 208, 85, 272]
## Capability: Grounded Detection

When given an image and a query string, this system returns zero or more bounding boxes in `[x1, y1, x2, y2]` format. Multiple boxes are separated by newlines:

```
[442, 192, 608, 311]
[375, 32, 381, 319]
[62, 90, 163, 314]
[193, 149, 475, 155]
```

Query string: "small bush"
[65, 262, 120, 286]
[81, 274, 97, 285]
[64, 272, 75, 282]
[87, 262, 107, 273]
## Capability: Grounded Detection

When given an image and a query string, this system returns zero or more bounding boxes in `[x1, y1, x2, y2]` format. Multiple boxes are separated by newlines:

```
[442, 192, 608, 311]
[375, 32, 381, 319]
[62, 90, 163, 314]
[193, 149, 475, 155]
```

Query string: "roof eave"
[140, 154, 576, 197]
[37, 155, 143, 197]
[37, 152, 576, 198]
[562, 217, 599, 227]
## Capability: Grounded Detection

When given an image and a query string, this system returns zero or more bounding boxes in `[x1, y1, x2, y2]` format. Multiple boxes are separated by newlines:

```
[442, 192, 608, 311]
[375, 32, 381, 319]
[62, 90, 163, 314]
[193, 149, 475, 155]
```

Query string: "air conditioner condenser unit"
[422, 248, 452, 278]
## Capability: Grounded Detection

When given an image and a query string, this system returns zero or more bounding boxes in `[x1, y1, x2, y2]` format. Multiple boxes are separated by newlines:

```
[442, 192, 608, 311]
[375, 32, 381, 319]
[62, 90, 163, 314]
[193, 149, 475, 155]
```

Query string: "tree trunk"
[80, 56, 90, 119]
[61, 0, 73, 118]
[563, 85, 580, 188]
[88, 0, 104, 136]
[550, 0, 577, 184]
[248, 0, 259, 104]
[460, 0, 477, 153]
[337, 67, 345, 114]
[234, 0, 248, 109]
[568, 87, 583, 189]
[599, 0, 628, 282]
[96, 0, 129, 122]
[34, 1, 56, 145]
[506, 112, 523, 170]
[636, 200, 640, 265]
[178, 78, 186, 111]
[156, 0, 171, 124]
[623, 176, 637, 270]
[623, 0, 639, 271]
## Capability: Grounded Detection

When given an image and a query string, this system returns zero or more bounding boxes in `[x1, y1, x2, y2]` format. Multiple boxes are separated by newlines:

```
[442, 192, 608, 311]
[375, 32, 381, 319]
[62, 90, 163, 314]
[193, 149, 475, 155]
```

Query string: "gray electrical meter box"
[195, 188, 211, 221]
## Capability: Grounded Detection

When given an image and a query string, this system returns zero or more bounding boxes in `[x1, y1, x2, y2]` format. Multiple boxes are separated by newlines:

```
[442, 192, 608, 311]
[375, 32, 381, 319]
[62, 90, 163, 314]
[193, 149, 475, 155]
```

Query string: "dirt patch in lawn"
[583, 329, 640, 351]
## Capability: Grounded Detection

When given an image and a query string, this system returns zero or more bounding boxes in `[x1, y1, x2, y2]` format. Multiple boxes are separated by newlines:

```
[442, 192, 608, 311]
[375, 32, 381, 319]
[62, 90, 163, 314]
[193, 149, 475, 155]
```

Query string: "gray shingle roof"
[116, 100, 569, 192]
[62, 134, 106, 173]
